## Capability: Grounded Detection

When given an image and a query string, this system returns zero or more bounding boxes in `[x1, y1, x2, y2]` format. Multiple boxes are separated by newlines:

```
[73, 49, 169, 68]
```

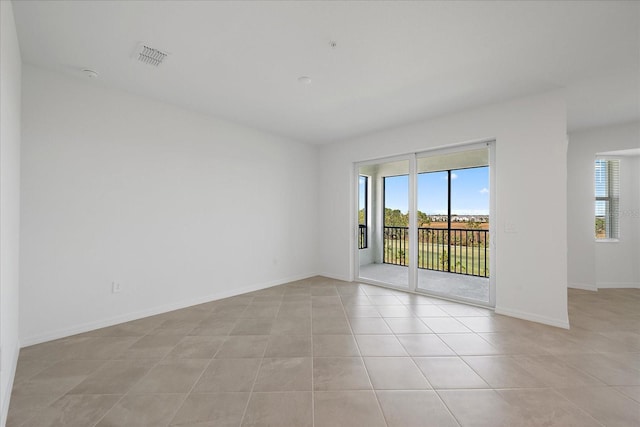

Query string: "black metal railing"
[359, 224, 367, 249]
[383, 226, 489, 277]
[383, 226, 409, 266]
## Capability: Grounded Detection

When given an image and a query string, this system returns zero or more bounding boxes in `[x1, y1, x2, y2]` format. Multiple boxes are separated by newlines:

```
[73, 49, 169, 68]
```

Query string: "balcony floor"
[359, 262, 490, 304]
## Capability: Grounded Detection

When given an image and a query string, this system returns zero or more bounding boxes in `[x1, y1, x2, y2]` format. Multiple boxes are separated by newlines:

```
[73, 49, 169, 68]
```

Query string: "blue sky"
[384, 166, 489, 215]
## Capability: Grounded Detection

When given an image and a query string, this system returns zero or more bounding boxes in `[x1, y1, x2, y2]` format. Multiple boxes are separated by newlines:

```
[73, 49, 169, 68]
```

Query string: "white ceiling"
[12, 1, 640, 144]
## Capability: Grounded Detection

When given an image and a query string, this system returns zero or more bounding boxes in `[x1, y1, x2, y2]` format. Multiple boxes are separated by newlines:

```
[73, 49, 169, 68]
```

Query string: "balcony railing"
[384, 226, 489, 277]
[359, 224, 367, 249]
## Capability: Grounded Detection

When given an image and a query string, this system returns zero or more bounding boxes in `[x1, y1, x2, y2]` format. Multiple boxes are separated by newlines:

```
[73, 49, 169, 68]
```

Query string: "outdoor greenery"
[595, 216, 606, 238]
[385, 241, 490, 277]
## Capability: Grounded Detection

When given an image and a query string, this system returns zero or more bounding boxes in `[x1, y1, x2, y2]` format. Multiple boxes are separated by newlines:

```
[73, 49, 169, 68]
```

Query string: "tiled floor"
[359, 263, 490, 302]
[7, 277, 640, 426]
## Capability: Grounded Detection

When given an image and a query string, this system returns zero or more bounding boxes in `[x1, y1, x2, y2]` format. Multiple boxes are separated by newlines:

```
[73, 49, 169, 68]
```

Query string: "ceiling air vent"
[135, 44, 168, 67]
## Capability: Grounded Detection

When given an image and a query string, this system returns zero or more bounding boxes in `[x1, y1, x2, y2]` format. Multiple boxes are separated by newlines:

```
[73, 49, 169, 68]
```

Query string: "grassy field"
[384, 224, 490, 277]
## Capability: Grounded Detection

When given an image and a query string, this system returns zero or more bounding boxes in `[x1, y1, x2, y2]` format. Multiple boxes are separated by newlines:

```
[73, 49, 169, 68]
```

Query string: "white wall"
[0, 0, 22, 423]
[20, 65, 319, 345]
[568, 122, 640, 290]
[319, 91, 570, 328]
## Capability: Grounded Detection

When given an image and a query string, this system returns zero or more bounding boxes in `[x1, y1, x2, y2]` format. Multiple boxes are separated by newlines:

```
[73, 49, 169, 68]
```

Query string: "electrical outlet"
[112, 281, 122, 293]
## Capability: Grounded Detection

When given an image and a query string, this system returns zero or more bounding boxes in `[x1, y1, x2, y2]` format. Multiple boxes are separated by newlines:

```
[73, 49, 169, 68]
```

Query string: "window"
[358, 175, 368, 249]
[595, 159, 620, 240]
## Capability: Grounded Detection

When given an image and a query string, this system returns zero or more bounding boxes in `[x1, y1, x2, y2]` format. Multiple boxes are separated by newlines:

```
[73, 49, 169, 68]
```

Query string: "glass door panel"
[416, 148, 490, 303]
[358, 159, 410, 288]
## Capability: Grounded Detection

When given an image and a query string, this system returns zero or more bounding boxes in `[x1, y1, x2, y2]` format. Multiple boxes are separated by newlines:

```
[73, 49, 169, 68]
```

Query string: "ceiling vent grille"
[136, 45, 168, 67]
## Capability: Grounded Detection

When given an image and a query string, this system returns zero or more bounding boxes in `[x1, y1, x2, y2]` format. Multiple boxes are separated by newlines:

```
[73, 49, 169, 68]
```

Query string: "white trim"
[20, 272, 317, 347]
[319, 272, 351, 283]
[1, 343, 20, 427]
[408, 155, 417, 292]
[494, 306, 570, 329]
[568, 283, 598, 291]
[596, 282, 640, 289]
[488, 140, 497, 307]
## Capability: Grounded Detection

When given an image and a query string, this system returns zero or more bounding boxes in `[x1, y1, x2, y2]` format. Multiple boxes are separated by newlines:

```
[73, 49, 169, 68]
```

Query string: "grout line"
[237, 293, 281, 427]
[162, 304, 241, 427]
[89, 324, 202, 426]
[346, 288, 390, 427]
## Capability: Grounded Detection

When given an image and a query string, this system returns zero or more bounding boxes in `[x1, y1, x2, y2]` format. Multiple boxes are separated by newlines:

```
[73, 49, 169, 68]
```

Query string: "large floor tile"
[21, 394, 121, 427]
[264, 335, 311, 357]
[397, 334, 455, 356]
[214, 335, 269, 358]
[438, 333, 501, 356]
[253, 357, 312, 391]
[355, 335, 408, 356]
[377, 390, 458, 427]
[169, 392, 250, 426]
[313, 357, 371, 391]
[376, 305, 415, 318]
[11, 360, 107, 397]
[556, 386, 640, 427]
[479, 332, 552, 355]
[6, 393, 70, 427]
[118, 335, 183, 359]
[193, 358, 260, 392]
[363, 357, 431, 390]
[344, 305, 382, 318]
[270, 317, 312, 335]
[229, 318, 274, 335]
[441, 388, 604, 427]
[67, 360, 156, 394]
[414, 356, 489, 389]
[462, 355, 547, 388]
[437, 389, 520, 427]
[557, 353, 640, 386]
[421, 317, 471, 333]
[312, 317, 352, 334]
[313, 334, 361, 357]
[314, 391, 386, 427]
[129, 359, 209, 393]
[241, 392, 312, 427]
[95, 394, 185, 427]
[348, 318, 393, 334]
[189, 318, 237, 336]
[165, 335, 226, 359]
[510, 354, 605, 387]
[384, 317, 432, 334]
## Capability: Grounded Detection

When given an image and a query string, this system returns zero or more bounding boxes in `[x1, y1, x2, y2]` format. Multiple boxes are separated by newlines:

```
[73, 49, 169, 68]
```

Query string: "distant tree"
[417, 210, 431, 227]
[359, 209, 365, 225]
[466, 220, 481, 230]
[384, 208, 408, 227]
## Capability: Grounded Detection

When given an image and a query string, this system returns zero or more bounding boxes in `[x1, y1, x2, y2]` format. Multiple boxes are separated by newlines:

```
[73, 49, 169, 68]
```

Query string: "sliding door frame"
[354, 140, 496, 308]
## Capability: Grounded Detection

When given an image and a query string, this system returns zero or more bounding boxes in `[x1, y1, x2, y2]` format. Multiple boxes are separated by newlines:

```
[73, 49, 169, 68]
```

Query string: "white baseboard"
[1, 343, 20, 427]
[319, 272, 351, 282]
[568, 283, 598, 291]
[596, 282, 640, 289]
[20, 272, 317, 347]
[494, 306, 570, 329]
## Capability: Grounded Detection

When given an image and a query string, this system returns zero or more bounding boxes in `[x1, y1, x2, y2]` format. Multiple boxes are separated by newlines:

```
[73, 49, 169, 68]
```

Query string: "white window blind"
[595, 159, 620, 239]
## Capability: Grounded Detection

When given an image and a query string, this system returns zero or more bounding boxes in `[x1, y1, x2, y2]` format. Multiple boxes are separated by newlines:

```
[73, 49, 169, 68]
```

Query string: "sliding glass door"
[356, 143, 494, 306]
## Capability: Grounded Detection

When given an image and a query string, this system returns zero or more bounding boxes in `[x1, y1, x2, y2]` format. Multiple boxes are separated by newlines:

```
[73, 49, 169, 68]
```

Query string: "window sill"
[595, 238, 619, 243]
